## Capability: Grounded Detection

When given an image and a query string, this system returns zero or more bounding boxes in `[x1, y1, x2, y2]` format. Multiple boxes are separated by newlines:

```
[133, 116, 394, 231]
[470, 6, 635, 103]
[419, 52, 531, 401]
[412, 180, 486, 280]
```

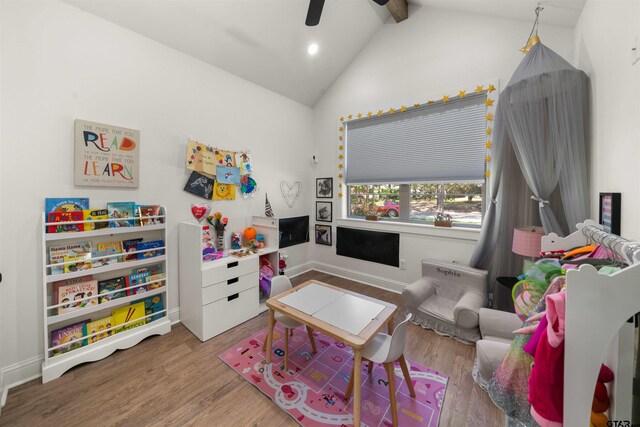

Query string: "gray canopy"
[471, 42, 590, 311]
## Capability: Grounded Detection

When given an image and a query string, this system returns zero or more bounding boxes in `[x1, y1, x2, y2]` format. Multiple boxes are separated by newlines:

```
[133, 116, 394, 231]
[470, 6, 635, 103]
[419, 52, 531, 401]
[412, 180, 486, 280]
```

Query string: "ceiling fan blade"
[305, 0, 325, 26]
[371, 0, 389, 5]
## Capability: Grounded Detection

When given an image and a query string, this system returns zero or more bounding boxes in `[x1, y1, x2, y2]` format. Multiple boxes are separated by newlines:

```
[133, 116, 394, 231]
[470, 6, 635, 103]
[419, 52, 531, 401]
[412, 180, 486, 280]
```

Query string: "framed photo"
[599, 192, 621, 235]
[316, 201, 332, 222]
[315, 224, 332, 246]
[316, 177, 333, 198]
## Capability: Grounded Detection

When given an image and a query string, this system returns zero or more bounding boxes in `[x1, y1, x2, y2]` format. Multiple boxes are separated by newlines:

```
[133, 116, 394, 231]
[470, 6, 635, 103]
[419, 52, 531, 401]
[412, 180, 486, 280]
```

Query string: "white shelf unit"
[41, 208, 171, 383]
[179, 216, 279, 341]
[541, 220, 637, 425]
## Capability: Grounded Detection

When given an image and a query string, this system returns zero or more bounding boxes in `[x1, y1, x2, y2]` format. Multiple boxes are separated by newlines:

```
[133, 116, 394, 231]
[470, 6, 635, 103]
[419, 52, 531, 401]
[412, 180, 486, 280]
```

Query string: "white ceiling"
[63, 0, 586, 107]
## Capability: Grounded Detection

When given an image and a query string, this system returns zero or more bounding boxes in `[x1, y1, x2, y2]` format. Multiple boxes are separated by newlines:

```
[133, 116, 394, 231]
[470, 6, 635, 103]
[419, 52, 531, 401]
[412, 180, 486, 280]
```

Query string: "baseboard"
[1, 354, 43, 407]
[286, 262, 314, 279]
[1, 370, 5, 410]
[169, 307, 181, 325]
[308, 261, 406, 294]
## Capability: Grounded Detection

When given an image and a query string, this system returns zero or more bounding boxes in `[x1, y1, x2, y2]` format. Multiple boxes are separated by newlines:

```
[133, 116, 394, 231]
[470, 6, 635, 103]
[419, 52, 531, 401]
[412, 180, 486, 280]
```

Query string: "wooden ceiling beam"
[386, 0, 408, 23]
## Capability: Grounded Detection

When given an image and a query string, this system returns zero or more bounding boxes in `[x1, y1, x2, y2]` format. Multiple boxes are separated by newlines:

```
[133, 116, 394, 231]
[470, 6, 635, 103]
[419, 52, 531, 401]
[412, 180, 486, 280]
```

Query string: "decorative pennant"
[191, 203, 212, 222]
[265, 193, 274, 217]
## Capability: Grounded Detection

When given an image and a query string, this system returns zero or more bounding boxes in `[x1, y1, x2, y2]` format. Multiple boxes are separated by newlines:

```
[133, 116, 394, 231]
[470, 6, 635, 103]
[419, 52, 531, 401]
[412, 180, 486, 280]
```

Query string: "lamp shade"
[512, 226, 545, 258]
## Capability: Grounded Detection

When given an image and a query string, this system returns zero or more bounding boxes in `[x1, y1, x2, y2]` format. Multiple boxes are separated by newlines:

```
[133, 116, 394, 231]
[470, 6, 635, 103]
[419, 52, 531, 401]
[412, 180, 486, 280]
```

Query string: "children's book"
[126, 271, 150, 296]
[45, 198, 89, 215]
[92, 249, 119, 268]
[137, 240, 164, 259]
[137, 205, 162, 226]
[50, 320, 89, 356]
[131, 263, 163, 276]
[146, 273, 166, 290]
[84, 316, 113, 345]
[96, 241, 124, 262]
[107, 202, 135, 227]
[56, 279, 98, 314]
[52, 275, 93, 311]
[49, 241, 92, 275]
[136, 295, 164, 323]
[112, 302, 146, 333]
[63, 253, 93, 273]
[83, 209, 109, 230]
[97, 277, 127, 303]
[47, 211, 84, 233]
[122, 238, 143, 261]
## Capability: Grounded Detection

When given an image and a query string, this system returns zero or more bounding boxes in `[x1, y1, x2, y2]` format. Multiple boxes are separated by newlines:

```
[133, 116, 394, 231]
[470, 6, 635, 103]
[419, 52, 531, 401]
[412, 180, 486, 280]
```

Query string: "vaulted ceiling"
[63, 0, 585, 107]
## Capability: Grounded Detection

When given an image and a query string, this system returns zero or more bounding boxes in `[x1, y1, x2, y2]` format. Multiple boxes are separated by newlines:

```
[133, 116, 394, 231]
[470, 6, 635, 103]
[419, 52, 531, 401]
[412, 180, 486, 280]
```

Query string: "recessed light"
[307, 43, 319, 56]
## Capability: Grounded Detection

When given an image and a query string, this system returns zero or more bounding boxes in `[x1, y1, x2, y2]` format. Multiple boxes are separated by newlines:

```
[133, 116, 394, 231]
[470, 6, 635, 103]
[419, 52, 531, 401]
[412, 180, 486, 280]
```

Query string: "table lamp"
[512, 226, 545, 260]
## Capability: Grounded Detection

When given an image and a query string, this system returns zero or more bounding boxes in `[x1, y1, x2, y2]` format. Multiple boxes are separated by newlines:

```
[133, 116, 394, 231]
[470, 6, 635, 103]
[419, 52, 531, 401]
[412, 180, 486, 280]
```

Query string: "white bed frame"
[541, 220, 637, 425]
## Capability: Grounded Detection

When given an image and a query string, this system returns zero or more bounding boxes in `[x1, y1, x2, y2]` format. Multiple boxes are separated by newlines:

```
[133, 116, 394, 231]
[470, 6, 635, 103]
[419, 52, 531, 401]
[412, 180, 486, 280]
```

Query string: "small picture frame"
[315, 224, 332, 246]
[316, 177, 333, 198]
[599, 192, 621, 235]
[316, 201, 332, 222]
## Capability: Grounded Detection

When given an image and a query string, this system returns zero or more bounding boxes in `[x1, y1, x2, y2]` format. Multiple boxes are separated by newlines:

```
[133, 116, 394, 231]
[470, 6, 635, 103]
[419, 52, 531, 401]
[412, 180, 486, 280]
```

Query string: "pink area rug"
[219, 324, 448, 427]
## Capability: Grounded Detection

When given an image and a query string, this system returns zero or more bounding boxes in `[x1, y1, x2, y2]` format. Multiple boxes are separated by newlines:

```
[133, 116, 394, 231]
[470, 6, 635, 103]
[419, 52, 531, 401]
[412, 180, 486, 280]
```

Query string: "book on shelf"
[49, 241, 92, 275]
[63, 253, 93, 273]
[52, 275, 93, 313]
[92, 249, 120, 268]
[126, 271, 150, 296]
[45, 198, 89, 215]
[137, 205, 162, 226]
[146, 273, 166, 290]
[50, 320, 89, 356]
[137, 240, 164, 259]
[96, 241, 124, 262]
[97, 277, 127, 303]
[84, 316, 113, 345]
[83, 209, 109, 230]
[132, 263, 163, 277]
[122, 238, 143, 261]
[47, 211, 84, 233]
[55, 279, 98, 314]
[112, 302, 146, 333]
[136, 294, 164, 323]
[107, 202, 136, 228]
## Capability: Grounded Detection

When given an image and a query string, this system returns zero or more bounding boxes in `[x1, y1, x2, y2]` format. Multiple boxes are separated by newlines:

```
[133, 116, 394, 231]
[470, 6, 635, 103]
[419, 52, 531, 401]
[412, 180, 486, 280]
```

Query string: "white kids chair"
[345, 313, 416, 427]
[262, 275, 317, 370]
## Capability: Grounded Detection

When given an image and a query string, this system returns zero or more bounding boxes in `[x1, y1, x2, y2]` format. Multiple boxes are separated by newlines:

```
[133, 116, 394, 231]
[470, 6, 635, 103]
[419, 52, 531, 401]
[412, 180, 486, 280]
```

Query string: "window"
[345, 93, 488, 227]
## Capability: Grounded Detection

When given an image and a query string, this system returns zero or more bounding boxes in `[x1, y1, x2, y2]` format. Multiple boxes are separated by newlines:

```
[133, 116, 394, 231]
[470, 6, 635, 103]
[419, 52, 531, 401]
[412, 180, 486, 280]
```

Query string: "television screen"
[279, 216, 310, 249]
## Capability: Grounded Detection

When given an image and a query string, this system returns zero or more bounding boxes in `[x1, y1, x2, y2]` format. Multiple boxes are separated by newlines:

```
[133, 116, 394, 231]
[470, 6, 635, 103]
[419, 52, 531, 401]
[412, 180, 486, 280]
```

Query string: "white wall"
[573, 0, 640, 240]
[309, 5, 575, 288]
[0, 0, 312, 389]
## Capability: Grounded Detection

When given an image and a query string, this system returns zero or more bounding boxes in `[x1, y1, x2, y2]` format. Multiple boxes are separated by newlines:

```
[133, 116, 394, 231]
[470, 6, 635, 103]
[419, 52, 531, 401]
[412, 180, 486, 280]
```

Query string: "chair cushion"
[418, 295, 455, 324]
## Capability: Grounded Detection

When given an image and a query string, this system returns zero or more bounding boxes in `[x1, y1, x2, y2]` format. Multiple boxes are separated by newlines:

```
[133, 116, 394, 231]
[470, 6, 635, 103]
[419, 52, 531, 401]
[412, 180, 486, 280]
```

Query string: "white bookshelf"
[41, 208, 171, 383]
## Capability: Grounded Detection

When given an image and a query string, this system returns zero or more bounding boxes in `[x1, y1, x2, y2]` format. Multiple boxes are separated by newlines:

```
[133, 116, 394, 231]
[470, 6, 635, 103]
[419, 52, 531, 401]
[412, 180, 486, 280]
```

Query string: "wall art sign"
[74, 119, 140, 188]
[599, 192, 621, 235]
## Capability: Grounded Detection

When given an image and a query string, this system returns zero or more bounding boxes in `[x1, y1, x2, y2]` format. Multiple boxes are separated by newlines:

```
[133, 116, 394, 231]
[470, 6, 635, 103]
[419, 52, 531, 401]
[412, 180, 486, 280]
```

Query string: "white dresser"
[178, 219, 278, 341]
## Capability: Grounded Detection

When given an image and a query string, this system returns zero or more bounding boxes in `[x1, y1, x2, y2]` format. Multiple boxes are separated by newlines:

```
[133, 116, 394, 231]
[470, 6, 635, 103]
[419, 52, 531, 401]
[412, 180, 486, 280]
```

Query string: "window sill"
[335, 218, 481, 241]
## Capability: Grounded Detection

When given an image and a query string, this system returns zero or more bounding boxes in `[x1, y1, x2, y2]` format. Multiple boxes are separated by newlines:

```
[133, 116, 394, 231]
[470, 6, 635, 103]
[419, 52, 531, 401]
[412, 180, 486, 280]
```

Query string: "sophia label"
[74, 119, 140, 188]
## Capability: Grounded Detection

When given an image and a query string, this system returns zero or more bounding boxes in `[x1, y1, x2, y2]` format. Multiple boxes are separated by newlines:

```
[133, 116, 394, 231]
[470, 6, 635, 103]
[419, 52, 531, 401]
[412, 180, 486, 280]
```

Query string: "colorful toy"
[259, 258, 274, 297]
[244, 226, 257, 241]
[230, 233, 241, 250]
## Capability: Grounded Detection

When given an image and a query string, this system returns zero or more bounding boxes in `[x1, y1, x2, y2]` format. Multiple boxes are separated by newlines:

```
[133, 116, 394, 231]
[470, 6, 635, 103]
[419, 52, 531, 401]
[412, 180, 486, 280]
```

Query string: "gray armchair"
[402, 259, 488, 343]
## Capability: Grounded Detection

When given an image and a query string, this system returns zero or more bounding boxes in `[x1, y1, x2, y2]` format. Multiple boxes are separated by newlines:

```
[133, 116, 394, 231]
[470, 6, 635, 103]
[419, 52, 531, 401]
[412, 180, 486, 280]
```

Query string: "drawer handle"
[227, 261, 239, 268]
[227, 277, 239, 285]
[227, 293, 239, 302]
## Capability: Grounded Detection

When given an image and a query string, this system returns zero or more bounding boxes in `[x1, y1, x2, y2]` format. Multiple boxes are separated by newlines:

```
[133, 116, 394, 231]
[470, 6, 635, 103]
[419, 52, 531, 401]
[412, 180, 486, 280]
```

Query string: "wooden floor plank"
[0, 271, 503, 426]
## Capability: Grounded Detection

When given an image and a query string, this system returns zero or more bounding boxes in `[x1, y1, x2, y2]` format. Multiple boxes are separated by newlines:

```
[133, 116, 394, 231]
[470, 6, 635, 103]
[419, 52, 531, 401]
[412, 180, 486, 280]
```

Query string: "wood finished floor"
[0, 271, 502, 427]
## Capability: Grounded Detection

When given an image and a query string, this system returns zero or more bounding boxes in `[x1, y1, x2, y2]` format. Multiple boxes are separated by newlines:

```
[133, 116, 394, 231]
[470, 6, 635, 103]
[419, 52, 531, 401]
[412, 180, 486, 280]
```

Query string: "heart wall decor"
[280, 181, 302, 208]
[191, 203, 212, 223]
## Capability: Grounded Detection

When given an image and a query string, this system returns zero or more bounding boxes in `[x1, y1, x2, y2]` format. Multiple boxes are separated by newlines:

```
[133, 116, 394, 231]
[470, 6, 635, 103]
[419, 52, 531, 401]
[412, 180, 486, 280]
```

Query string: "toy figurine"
[231, 233, 241, 250]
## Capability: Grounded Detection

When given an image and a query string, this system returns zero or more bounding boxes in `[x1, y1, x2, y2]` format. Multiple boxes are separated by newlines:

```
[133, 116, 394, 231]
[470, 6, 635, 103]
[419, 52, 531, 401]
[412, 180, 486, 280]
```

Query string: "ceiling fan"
[306, 0, 390, 26]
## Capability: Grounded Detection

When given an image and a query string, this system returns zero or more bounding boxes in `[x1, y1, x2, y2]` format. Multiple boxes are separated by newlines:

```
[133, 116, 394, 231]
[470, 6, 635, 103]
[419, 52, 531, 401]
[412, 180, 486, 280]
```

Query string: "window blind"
[345, 94, 487, 184]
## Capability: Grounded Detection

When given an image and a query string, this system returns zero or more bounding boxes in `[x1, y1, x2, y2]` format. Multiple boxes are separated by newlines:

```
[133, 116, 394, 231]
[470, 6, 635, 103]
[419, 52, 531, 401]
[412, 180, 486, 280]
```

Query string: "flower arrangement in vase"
[434, 211, 453, 227]
[207, 212, 229, 251]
